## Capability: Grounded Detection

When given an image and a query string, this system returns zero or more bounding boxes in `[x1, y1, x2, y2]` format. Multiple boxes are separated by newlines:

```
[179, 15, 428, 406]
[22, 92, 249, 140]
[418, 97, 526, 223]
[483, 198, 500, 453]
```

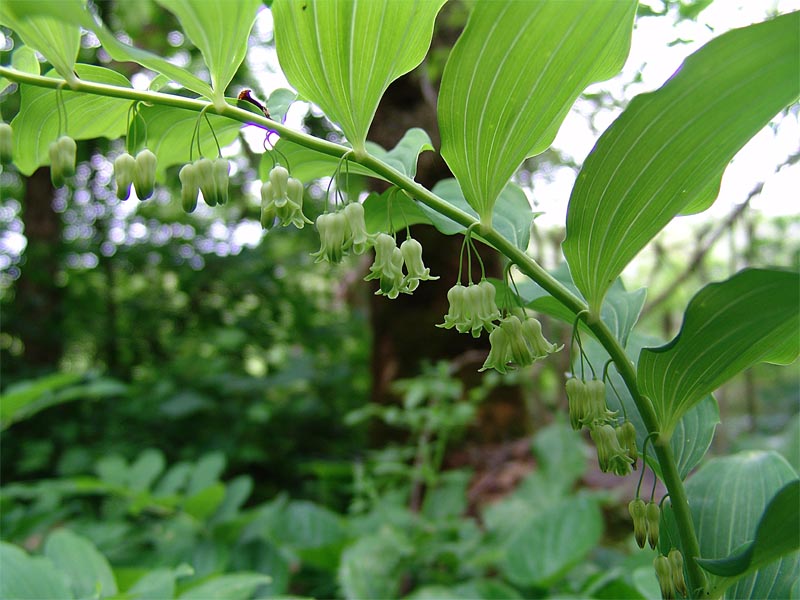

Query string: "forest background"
[0, 0, 798, 598]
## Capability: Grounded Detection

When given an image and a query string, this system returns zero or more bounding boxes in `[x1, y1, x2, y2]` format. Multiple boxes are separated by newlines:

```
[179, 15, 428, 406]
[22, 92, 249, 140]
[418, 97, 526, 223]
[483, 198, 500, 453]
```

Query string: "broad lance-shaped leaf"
[661, 451, 799, 600]
[272, 0, 446, 152]
[0, 1, 79, 85]
[563, 12, 800, 315]
[638, 269, 799, 439]
[696, 480, 799, 579]
[438, 1, 635, 230]
[10, 64, 133, 176]
[154, 0, 261, 109]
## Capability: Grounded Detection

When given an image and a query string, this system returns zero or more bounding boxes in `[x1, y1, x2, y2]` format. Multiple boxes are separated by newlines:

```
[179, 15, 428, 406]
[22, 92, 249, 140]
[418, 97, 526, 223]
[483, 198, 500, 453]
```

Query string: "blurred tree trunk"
[13, 168, 64, 371]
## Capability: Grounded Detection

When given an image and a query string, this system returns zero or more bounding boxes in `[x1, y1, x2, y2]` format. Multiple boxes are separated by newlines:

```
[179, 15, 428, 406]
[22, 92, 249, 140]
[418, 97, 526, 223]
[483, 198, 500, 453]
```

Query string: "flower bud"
[133, 149, 157, 200]
[269, 165, 289, 200]
[49, 135, 77, 187]
[628, 498, 648, 548]
[312, 211, 348, 263]
[179, 162, 199, 213]
[616, 420, 638, 469]
[212, 158, 229, 205]
[584, 379, 617, 427]
[365, 234, 406, 298]
[646, 501, 661, 549]
[668, 549, 687, 597]
[114, 152, 136, 200]
[343, 202, 370, 253]
[590, 423, 631, 474]
[400, 238, 437, 292]
[480, 323, 512, 374]
[196, 158, 216, 206]
[520, 317, 559, 358]
[566, 378, 588, 430]
[0, 122, 13, 165]
[654, 555, 675, 600]
[438, 284, 468, 331]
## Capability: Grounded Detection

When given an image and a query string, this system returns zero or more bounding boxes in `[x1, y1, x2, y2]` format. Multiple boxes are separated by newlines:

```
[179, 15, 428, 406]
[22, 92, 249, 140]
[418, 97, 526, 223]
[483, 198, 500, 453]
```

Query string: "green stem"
[0, 65, 707, 597]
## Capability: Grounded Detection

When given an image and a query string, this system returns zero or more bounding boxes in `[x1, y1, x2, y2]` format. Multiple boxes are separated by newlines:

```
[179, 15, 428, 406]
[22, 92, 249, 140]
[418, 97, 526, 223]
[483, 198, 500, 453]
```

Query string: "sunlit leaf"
[638, 269, 799, 438]
[438, 0, 635, 228]
[563, 12, 800, 314]
[0, 0, 213, 96]
[155, 0, 262, 106]
[0, 1, 79, 84]
[272, 0, 446, 151]
[10, 64, 132, 175]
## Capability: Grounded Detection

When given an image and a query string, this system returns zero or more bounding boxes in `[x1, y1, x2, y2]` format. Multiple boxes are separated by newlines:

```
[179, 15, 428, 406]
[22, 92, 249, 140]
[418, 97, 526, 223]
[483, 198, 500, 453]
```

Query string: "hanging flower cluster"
[438, 280, 501, 338]
[566, 375, 638, 476]
[654, 549, 688, 599]
[480, 314, 560, 373]
[261, 165, 312, 229]
[176, 157, 229, 211]
[114, 149, 159, 201]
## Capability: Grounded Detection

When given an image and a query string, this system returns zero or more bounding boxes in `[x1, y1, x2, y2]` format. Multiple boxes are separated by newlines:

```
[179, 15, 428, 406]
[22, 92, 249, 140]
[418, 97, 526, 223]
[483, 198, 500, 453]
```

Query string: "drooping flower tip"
[628, 498, 648, 549]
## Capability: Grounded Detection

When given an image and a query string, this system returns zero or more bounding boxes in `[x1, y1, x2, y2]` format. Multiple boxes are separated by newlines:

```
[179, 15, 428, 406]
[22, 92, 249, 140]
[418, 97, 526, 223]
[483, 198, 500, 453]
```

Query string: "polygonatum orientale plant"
[0, 1, 798, 598]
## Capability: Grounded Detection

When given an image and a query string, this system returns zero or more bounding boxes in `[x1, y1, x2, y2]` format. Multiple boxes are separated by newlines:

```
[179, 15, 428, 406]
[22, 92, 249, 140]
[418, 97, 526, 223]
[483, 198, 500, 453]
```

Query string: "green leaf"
[183, 483, 226, 521]
[563, 12, 800, 314]
[638, 269, 799, 438]
[438, 0, 635, 228]
[697, 480, 799, 579]
[0, 371, 82, 429]
[154, 0, 262, 107]
[44, 529, 118, 598]
[272, 0, 446, 151]
[532, 420, 587, 492]
[265, 88, 296, 122]
[186, 452, 226, 496]
[0, 542, 73, 600]
[10, 64, 133, 176]
[0, 1, 79, 84]
[126, 566, 192, 600]
[0, 44, 40, 95]
[0, 0, 213, 96]
[662, 451, 799, 599]
[338, 528, 412, 600]
[501, 496, 602, 587]
[136, 104, 242, 178]
[178, 573, 271, 600]
[262, 127, 434, 183]
[128, 449, 166, 492]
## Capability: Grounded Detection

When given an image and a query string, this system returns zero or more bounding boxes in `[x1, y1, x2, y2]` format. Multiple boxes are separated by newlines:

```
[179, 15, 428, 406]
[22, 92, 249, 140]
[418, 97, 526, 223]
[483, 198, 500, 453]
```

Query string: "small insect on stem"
[238, 89, 270, 119]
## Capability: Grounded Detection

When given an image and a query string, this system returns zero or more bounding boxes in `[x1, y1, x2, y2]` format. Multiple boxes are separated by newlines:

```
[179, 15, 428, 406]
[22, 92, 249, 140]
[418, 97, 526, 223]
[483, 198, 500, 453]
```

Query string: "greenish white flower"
[438, 280, 500, 338]
[312, 211, 348, 263]
[114, 152, 136, 201]
[590, 423, 632, 474]
[133, 149, 157, 200]
[48, 135, 77, 187]
[400, 238, 438, 292]
[668, 549, 687, 597]
[646, 501, 661, 549]
[179, 162, 200, 213]
[628, 498, 648, 548]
